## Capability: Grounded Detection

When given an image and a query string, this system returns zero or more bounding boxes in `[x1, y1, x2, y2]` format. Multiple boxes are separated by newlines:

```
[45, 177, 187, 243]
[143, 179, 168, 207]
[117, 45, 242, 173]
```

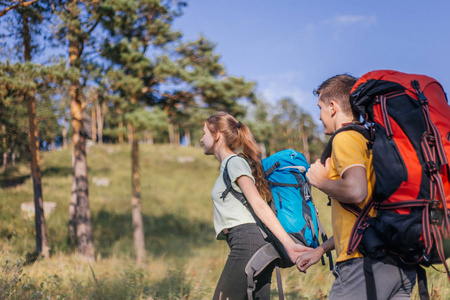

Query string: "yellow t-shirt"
[330, 130, 376, 262]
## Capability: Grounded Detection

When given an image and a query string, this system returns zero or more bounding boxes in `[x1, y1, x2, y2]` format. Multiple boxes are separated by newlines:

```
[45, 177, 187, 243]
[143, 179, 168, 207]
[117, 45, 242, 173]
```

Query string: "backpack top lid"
[350, 69, 440, 118]
[262, 149, 309, 177]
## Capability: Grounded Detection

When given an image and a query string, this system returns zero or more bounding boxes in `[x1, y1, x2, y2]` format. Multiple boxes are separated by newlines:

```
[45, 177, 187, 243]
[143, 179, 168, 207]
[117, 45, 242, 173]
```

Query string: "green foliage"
[245, 97, 326, 161]
[0, 60, 67, 158]
[172, 35, 256, 117]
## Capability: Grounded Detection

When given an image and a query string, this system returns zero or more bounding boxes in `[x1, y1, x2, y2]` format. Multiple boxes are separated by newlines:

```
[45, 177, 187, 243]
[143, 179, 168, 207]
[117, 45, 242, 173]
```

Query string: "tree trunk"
[22, 11, 50, 259]
[118, 119, 124, 144]
[26, 93, 50, 258]
[91, 105, 96, 143]
[298, 123, 310, 163]
[62, 117, 68, 149]
[127, 123, 133, 145]
[168, 122, 175, 145]
[287, 126, 293, 149]
[303, 134, 310, 163]
[70, 82, 94, 260]
[96, 102, 103, 145]
[184, 128, 191, 146]
[145, 131, 153, 145]
[2, 124, 6, 172]
[131, 127, 146, 265]
[68, 1, 94, 260]
[68, 164, 77, 246]
[174, 124, 180, 146]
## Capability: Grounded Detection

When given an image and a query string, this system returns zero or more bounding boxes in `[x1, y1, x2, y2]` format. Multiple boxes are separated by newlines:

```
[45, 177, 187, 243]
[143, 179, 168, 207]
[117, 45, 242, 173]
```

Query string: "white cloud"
[333, 15, 377, 27]
[305, 14, 377, 39]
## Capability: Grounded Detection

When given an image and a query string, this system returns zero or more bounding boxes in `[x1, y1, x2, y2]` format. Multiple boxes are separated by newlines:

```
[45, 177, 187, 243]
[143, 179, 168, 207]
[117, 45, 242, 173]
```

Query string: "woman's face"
[200, 122, 216, 155]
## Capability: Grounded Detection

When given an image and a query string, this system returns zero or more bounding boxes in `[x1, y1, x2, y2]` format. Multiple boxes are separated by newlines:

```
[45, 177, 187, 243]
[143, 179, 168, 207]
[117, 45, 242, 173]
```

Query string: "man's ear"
[329, 100, 338, 117]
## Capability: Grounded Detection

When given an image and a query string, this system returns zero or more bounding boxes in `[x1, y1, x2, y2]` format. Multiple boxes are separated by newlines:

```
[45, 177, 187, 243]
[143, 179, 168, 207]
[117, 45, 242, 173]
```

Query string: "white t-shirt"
[212, 154, 256, 240]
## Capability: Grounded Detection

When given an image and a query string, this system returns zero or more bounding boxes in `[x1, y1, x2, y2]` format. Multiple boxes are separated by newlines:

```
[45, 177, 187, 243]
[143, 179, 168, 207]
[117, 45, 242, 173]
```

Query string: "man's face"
[318, 96, 334, 135]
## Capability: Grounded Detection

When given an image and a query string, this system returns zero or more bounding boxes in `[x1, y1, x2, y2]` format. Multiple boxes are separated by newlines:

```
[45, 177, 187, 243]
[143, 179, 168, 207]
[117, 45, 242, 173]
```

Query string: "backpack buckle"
[426, 161, 438, 173]
[430, 200, 443, 225]
[424, 132, 436, 146]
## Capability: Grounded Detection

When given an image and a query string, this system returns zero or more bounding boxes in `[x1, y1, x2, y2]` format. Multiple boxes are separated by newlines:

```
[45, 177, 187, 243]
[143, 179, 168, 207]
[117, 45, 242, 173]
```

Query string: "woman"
[201, 112, 309, 299]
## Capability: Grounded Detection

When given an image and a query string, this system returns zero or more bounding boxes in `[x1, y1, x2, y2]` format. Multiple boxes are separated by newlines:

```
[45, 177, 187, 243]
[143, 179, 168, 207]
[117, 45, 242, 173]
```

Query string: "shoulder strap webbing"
[363, 256, 377, 300]
[275, 266, 284, 300]
[417, 266, 430, 300]
[221, 155, 248, 207]
[320, 123, 371, 165]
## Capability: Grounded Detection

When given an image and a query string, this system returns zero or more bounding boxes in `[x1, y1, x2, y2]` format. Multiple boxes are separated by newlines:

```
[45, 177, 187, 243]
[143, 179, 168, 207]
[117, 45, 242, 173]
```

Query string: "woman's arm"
[237, 175, 311, 263]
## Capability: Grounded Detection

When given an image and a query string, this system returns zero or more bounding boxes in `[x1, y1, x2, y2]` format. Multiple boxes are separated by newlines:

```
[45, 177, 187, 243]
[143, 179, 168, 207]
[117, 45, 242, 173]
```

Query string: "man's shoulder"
[332, 129, 368, 146]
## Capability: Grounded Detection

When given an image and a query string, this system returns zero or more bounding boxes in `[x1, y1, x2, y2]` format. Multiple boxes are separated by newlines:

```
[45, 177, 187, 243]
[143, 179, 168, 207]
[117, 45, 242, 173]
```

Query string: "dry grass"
[0, 144, 449, 299]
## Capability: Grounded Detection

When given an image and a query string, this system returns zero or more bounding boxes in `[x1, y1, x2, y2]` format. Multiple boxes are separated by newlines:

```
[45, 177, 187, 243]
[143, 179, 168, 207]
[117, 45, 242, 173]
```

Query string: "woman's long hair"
[206, 112, 272, 202]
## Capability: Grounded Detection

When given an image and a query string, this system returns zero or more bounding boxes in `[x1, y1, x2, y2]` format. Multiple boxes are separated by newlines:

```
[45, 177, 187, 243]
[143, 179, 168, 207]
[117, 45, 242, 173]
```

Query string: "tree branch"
[0, 0, 39, 17]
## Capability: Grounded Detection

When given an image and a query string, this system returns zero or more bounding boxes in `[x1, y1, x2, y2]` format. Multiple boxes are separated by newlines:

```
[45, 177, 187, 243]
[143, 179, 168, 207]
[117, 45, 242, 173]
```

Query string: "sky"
[173, 0, 450, 122]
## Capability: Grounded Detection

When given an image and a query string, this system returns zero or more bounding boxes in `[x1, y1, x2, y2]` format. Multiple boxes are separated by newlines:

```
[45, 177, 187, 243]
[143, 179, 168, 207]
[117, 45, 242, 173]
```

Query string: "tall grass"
[0, 144, 449, 299]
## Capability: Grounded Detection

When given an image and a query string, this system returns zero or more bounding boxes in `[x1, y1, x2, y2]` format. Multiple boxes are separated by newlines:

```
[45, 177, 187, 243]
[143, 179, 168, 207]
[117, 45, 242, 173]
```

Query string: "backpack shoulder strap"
[245, 243, 283, 300]
[221, 155, 248, 207]
[320, 123, 371, 164]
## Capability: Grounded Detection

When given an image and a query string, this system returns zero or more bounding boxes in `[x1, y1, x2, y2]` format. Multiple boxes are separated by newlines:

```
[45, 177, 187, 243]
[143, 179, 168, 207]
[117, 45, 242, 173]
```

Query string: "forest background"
[1, 0, 449, 299]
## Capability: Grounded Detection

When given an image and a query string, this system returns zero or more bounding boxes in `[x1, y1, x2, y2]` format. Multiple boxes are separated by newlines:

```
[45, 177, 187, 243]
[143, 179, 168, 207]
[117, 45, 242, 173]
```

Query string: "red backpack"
[326, 70, 450, 299]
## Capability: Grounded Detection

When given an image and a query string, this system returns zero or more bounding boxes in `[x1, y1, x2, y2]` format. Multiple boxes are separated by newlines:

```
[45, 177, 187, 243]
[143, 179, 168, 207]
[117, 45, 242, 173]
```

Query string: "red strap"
[378, 95, 394, 139]
[345, 200, 375, 255]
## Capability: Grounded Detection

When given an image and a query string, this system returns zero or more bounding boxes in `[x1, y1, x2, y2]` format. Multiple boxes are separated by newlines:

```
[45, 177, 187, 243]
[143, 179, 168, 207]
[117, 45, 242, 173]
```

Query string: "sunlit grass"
[1, 144, 449, 299]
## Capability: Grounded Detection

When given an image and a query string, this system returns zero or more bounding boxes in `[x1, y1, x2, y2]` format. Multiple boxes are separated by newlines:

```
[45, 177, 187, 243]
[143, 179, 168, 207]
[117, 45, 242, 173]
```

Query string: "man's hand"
[286, 243, 313, 269]
[296, 247, 324, 273]
[296, 237, 334, 273]
[306, 158, 330, 189]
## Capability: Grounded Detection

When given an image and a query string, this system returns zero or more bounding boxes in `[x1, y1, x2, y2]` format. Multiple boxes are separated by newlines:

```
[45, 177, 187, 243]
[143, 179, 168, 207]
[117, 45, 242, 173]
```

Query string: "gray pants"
[330, 257, 416, 300]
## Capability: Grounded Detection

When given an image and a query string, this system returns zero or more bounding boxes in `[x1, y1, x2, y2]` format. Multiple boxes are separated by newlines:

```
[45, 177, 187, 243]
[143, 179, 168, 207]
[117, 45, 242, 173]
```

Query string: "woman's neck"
[215, 147, 236, 163]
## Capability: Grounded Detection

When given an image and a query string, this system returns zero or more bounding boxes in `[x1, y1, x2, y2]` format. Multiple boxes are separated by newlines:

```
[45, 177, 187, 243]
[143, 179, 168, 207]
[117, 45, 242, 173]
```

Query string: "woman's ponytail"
[236, 123, 272, 202]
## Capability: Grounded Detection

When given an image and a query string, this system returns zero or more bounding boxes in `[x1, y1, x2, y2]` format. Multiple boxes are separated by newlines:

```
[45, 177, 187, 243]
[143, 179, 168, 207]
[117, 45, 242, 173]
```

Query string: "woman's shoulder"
[227, 154, 249, 168]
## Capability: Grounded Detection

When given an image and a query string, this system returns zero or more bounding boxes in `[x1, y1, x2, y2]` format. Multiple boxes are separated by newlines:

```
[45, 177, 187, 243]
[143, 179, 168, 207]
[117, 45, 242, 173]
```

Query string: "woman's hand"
[296, 237, 334, 273]
[285, 243, 313, 270]
[296, 247, 324, 273]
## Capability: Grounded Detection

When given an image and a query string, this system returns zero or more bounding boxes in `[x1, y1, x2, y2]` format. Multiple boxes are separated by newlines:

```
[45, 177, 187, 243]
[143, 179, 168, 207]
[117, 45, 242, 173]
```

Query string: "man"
[297, 74, 416, 299]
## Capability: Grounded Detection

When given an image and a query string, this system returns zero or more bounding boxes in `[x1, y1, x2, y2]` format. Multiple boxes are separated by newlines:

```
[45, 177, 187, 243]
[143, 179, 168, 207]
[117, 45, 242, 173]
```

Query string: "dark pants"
[213, 223, 274, 300]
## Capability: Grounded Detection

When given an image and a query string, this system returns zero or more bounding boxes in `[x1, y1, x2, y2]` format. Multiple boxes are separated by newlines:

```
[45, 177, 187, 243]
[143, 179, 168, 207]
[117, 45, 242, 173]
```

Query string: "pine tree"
[98, 0, 189, 264]
[0, 0, 56, 259]
[53, 0, 103, 260]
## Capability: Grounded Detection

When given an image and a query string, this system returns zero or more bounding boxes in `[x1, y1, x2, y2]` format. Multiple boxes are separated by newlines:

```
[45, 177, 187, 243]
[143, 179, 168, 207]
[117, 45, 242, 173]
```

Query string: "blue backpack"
[222, 149, 331, 300]
[262, 149, 321, 249]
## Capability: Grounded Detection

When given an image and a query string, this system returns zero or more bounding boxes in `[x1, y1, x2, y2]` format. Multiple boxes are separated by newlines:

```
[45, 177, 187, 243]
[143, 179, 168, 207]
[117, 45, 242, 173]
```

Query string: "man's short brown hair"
[313, 74, 359, 119]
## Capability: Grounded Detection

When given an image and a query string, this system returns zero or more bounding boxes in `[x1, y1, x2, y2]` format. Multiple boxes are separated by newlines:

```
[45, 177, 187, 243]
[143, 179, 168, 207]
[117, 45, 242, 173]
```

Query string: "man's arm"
[306, 157, 368, 204]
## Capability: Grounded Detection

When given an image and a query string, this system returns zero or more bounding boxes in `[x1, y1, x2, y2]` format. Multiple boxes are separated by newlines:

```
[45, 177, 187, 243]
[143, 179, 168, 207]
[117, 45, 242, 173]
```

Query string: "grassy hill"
[1, 144, 449, 299]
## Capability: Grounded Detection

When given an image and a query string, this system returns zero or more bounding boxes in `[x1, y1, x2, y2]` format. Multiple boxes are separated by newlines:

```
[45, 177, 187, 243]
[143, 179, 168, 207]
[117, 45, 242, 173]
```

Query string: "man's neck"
[335, 115, 355, 132]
